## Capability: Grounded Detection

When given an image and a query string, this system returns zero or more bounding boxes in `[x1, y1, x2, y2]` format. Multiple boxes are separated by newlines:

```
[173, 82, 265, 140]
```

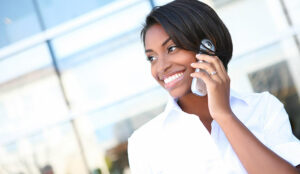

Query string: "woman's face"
[144, 24, 196, 98]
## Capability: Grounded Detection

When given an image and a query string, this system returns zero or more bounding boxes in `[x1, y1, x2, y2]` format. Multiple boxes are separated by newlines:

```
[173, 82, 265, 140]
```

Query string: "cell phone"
[191, 39, 216, 96]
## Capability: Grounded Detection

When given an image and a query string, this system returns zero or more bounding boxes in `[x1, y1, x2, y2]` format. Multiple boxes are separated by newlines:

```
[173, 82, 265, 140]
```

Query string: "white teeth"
[164, 73, 183, 84]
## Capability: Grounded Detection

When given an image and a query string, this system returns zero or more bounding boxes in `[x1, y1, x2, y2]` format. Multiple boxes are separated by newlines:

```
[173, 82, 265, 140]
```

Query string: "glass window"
[215, 0, 290, 57]
[228, 37, 300, 138]
[212, 0, 240, 7]
[1, 0, 299, 174]
[154, 0, 172, 6]
[0, 123, 88, 174]
[0, 74, 70, 144]
[0, 43, 52, 84]
[51, 0, 151, 59]
[0, 0, 41, 48]
[60, 35, 157, 112]
[213, 0, 300, 138]
[154, 0, 213, 6]
[282, 0, 300, 26]
[36, 0, 118, 29]
[74, 87, 168, 173]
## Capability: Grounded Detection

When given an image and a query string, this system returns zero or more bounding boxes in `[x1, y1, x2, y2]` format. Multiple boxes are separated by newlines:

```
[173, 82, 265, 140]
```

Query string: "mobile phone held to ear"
[191, 39, 216, 96]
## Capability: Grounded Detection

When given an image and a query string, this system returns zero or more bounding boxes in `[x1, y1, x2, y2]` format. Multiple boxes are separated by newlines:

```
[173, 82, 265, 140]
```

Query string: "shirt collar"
[164, 88, 249, 115]
[230, 88, 249, 105]
[164, 95, 181, 114]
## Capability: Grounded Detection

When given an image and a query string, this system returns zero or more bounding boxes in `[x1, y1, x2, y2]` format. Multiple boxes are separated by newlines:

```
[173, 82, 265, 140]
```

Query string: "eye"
[146, 55, 157, 63]
[167, 45, 177, 53]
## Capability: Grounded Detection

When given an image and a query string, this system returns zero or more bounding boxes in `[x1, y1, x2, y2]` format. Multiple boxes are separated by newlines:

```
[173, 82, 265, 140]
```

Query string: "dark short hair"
[141, 0, 233, 70]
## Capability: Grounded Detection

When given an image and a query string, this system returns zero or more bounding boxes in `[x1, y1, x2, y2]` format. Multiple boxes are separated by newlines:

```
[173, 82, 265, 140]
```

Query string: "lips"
[163, 71, 185, 90]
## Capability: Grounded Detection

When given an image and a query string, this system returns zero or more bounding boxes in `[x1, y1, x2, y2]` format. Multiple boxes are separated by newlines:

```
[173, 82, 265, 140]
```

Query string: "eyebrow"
[145, 37, 172, 53]
[162, 37, 172, 46]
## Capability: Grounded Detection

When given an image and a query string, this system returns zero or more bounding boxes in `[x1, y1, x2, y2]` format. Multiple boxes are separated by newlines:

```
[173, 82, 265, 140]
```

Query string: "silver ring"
[210, 71, 217, 75]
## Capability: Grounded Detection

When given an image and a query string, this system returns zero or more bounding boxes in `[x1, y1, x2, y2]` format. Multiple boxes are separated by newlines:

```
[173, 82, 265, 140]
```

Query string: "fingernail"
[190, 73, 195, 77]
[191, 63, 195, 66]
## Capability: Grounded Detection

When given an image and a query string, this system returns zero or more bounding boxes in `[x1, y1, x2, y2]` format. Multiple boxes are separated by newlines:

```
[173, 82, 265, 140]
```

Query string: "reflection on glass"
[1, 0, 300, 174]
[282, 0, 300, 26]
[229, 37, 300, 138]
[51, 1, 150, 59]
[216, 0, 289, 57]
[60, 36, 156, 112]
[0, 0, 41, 48]
[248, 60, 300, 138]
[0, 43, 52, 84]
[36, 0, 117, 29]
[73, 87, 167, 174]
[212, 0, 241, 7]
[0, 74, 69, 144]
[154, 0, 173, 6]
[0, 123, 87, 174]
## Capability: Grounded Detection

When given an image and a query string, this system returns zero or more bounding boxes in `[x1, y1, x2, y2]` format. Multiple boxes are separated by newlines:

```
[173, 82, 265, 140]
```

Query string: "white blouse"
[128, 89, 300, 174]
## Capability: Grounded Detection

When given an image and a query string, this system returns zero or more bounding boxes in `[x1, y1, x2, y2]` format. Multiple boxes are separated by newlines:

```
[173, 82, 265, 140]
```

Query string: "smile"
[164, 72, 184, 89]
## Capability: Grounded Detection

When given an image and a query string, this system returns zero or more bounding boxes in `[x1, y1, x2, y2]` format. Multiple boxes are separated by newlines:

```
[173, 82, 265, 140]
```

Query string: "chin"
[168, 86, 192, 99]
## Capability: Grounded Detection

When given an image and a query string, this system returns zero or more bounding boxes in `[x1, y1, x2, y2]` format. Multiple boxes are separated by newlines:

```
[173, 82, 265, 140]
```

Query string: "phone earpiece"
[199, 39, 216, 55]
[191, 39, 216, 96]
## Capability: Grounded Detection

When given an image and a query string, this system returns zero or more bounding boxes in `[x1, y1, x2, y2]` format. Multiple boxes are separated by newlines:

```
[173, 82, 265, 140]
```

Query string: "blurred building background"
[0, 0, 299, 173]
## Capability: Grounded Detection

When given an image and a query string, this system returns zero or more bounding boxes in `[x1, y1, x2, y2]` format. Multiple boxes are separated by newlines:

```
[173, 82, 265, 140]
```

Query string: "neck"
[177, 93, 212, 122]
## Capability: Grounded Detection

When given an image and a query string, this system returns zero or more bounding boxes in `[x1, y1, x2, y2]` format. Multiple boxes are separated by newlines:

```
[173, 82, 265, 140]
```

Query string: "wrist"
[213, 111, 236, 125]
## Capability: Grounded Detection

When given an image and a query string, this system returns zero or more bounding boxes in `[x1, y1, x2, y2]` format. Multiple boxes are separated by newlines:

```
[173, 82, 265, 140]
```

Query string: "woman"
[128, 0, 300, 173]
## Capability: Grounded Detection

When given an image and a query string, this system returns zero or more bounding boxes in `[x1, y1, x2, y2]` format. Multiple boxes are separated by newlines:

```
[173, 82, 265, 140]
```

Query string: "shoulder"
[128, 111, 166, 145]
[127, 112, 167, 173]
[232, 89, 281, 108]
[249, 91, 283, 111]
[231, 90, 284, 126]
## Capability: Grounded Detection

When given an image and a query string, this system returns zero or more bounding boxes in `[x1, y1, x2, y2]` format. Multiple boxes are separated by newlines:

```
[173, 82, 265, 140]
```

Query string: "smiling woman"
[127, 0, 300, 174]
[144, 24, 196, 98]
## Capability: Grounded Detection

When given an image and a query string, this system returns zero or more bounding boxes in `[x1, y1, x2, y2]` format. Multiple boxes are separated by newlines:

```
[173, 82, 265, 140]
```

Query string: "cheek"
[186, 54, 196, 64]
[181, 54, 195, 69]
[151, 66, 159, 81]
[176, 51, 196, 65]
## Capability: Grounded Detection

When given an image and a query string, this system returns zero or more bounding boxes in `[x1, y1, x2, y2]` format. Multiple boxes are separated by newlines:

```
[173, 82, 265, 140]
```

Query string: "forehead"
[144, 24, 170, 49]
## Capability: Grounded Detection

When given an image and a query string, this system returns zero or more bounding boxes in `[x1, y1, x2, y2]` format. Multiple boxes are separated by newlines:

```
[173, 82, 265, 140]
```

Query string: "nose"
[156, 55, 171, 79]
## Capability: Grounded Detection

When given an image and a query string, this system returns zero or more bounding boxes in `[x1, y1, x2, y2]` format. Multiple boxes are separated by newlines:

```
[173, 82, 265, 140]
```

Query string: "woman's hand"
[190, 54, 233, 120]
[191, 54, 300, 174]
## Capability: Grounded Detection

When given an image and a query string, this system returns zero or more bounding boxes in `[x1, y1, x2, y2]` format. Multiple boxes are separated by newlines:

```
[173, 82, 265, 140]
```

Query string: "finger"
[214, 56, 230, 82]
[190, 62, 222, 83]
[214, 56, 227, 75]
[191, 61, 216, 75]
[196, 54, 226, 79]
[212, 55, 229, 82]
[190, 70, 215, 88]
[196, 54, 228, 81]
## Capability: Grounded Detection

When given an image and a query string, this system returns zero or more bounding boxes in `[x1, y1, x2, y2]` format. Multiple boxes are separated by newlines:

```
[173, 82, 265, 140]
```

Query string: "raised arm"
[191, 53, 300, 174]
